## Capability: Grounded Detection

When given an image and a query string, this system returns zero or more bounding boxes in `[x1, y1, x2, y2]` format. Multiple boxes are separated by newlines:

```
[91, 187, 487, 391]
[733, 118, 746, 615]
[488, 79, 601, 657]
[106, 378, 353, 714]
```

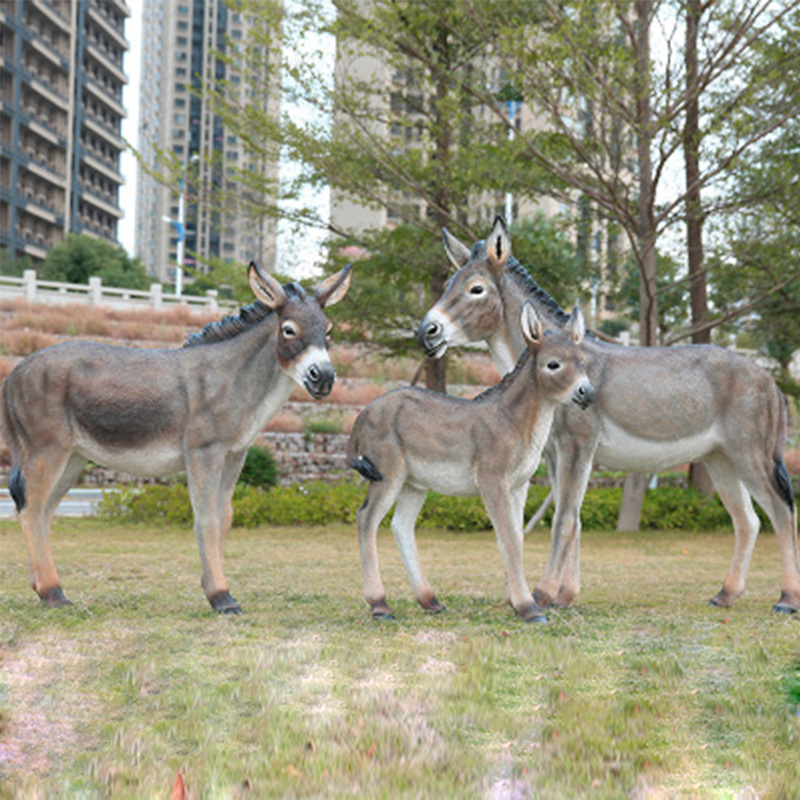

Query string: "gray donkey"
[1, 262, 352, 613]
[419, 217, 800, 614]
[348, 302, 593, 622]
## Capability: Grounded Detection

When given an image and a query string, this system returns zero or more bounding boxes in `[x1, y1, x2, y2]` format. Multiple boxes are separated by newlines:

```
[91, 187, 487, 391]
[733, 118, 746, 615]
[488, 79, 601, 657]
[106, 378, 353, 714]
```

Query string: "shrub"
[238, 446, 279, 490]
[98, 480, 749, 533]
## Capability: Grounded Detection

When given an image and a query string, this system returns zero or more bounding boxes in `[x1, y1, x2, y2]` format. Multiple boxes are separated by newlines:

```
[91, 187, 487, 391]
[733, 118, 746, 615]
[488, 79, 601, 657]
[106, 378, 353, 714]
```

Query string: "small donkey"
[348, 302, 593, 622]
[1, 262, 351, 613]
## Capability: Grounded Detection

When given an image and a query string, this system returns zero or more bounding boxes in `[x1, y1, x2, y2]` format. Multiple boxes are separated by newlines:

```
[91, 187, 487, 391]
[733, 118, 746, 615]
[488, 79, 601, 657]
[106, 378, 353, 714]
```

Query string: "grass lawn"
[0, 519, 798, 798]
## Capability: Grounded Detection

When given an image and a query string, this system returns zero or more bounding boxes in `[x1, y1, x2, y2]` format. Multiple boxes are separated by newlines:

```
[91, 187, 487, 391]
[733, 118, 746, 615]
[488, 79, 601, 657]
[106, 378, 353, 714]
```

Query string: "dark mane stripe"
[506, 255, 571, 326]
[506, 255, 597, 340]
[183, 300, 274, 348]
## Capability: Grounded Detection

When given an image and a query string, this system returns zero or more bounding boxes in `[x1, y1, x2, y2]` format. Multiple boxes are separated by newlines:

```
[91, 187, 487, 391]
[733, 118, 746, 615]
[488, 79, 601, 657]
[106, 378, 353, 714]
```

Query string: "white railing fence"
[1, 270, 229, 312]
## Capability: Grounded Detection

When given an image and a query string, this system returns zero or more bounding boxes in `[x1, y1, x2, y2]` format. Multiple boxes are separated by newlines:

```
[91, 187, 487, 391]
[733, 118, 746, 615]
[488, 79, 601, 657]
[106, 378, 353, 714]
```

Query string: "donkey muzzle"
[417, 315, 448, 359]
[304, 362, 335, 399]
[572, 382, 594, 410]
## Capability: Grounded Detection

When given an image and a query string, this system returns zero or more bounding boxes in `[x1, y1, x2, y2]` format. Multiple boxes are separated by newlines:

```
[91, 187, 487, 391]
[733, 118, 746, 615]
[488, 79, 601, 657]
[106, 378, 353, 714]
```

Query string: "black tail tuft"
[775, 458, 795, 510]
[9, 465, 26, 512]
[352, 456, 383, 482]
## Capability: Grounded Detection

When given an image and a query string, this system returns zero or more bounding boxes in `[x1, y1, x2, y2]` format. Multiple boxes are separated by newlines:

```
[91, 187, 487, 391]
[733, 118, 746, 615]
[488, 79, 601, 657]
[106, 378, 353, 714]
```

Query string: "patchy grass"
[0, 520, 798, 798]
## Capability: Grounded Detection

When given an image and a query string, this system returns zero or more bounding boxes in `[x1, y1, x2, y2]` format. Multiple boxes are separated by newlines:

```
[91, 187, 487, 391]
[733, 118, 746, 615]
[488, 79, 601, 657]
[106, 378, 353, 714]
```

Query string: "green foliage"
[41, 234, 150, 289]
[0, 250, 33, 277]
[238, 446, 279, 490]
[98, 480, 751, 533]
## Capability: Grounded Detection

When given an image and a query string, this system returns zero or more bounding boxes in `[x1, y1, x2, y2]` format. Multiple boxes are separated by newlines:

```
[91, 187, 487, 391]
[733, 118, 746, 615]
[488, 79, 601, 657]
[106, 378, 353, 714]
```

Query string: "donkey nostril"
[308, 365, 320, 381]
[427, 322, 440, 338]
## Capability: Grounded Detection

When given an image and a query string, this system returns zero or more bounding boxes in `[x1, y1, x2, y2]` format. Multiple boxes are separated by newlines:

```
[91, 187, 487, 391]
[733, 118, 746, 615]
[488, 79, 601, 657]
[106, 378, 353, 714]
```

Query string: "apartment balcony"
[86, 4, 128, 52]
[85, 41, 126, 85]
[26, 75, 70, 112]
[82, 116, 124, 151]
[84, 73, 126, 118]
[82, 151, 122, 184]
[29, 0, 71, 32]
[27, 31, 69, 70]
[80, 185, 123, 218]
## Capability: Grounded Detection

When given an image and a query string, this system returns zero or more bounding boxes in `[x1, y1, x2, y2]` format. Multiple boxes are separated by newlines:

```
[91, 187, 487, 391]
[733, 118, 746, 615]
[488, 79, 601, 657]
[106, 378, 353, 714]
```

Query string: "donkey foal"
[348, 303, 593, 622]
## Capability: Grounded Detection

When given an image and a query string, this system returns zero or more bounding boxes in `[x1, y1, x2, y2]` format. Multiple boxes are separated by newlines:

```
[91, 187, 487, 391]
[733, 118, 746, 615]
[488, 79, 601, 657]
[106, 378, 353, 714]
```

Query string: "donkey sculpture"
[1, 262, 352, 613]
[418, 217, 800, 615]
[348, 301, 593, 622]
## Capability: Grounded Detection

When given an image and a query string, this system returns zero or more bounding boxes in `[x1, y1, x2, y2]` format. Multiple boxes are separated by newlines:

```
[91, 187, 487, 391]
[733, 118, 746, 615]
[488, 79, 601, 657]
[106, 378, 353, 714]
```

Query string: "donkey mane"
[183, 282, 307, 348]
[505, 255, 598, 341]
[505, 256, 571, 326]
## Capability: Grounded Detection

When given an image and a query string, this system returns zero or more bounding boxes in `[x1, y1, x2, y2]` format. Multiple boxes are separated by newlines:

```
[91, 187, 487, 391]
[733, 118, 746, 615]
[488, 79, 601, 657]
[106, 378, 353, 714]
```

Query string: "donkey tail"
[352, 456, 383, 482]
[773, 389, 794, 511]
[0, 373, 26, 512]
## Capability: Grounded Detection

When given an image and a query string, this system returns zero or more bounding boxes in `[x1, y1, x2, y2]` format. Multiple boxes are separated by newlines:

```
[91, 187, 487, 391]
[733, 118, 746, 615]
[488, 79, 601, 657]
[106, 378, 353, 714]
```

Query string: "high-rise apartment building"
[0, 0, 129, 263]
[135, 0, 278, 284]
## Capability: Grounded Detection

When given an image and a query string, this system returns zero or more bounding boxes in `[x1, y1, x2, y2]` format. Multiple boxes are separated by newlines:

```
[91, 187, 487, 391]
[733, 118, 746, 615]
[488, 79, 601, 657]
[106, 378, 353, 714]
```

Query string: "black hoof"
[372, 611, 395, 621]
[210, 591, 242, 614]
[773, 603, 798, 615]
[522, 606, 548, 624]
[39, 587, 72, 607]
[424, 597, 447, 614]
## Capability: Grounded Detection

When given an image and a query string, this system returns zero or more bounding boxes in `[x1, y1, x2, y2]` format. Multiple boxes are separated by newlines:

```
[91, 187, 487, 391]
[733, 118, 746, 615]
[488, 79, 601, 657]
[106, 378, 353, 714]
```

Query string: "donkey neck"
[494, 260, 573, 368]
[478, 350, 551, 448]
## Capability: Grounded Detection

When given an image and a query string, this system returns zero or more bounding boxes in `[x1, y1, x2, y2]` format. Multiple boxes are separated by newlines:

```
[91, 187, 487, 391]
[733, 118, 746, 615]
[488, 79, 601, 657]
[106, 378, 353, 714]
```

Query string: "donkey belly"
[406, 458, 478, 497]
[595, 420, 720, 473]
[75, 435, 185, 478]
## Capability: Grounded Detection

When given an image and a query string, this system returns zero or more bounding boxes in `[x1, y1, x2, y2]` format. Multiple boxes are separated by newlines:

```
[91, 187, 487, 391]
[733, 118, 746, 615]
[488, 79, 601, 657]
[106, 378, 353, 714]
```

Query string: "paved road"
[0, 488, 107, 519]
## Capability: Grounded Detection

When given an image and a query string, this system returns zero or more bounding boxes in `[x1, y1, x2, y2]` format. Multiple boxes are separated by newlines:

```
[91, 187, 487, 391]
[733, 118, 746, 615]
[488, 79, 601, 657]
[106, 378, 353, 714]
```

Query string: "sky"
[118, 0, 141, 258]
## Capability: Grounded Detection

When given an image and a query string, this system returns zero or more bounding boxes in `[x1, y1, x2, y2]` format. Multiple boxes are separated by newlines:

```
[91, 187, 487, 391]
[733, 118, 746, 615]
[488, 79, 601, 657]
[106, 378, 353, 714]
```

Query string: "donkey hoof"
[773, 602, 798, 615]
[210, 591, 242, 614]
[521, 605, 548, 624]
[372, 610, 396, 621]
[708, 591, 734, 609]
[39, 587, 72, 607]
[423, 597, 447, 614]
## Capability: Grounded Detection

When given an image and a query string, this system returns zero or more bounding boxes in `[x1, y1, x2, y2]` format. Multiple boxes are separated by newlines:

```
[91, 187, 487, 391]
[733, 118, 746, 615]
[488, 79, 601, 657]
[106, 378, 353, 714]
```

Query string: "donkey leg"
[391, 486, 443, 613]
[703, 454, 761, 609]
[738, 458, 800, 614]
[534, 445, 593, 609]
[480, 480, 545, 622]
[357, 476, 403, 619]
[17, 450, 84, 606]
[186, 448, 239, 613]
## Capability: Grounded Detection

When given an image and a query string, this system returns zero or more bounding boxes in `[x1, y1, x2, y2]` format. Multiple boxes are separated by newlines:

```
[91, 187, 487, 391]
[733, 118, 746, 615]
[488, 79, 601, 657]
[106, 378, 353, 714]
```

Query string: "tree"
[204, 0, 559, 390]
[41, 235, 150, 289]
[460, 0, 800, 527]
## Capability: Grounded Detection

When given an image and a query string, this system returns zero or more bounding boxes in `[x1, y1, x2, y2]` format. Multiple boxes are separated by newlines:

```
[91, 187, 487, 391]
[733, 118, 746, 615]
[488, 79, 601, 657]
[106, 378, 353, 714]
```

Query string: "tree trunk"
[617, 473, 650, 531]
[617, 0, 656, 531]
[684, 0, 714, 496]
[425, 15, 453, 394]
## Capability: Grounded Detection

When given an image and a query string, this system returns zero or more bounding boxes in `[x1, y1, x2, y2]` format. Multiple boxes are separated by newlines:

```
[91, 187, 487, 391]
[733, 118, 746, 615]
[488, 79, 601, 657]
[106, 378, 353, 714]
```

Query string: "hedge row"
[96, 479, 755, 532]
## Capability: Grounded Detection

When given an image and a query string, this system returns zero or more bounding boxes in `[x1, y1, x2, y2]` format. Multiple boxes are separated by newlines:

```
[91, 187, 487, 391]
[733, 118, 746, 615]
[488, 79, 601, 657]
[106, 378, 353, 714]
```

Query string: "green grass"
[0, 520, 798, 798]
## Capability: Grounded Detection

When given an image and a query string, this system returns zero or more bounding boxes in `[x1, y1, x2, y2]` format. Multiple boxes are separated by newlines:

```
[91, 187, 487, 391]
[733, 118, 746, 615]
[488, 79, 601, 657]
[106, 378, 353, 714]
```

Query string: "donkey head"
[248, 261, 352, 399]
[418, 216, 510, 357]
[521, 302, 593, 410]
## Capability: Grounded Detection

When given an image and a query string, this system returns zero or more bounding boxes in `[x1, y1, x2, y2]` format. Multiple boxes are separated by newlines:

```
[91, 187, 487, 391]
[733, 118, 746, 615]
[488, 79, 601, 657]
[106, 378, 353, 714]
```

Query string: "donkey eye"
[469, 284, 485, 296]
[282, 322, 298, 339]
[546, 360, 561, 371]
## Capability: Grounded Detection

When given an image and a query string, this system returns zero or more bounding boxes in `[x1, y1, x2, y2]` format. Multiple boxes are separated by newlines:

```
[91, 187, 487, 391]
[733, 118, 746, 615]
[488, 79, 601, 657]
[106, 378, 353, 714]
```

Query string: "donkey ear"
[520, 302, 543, 348]
[442, 228, 471, 270]
[315, 263, 353, 308]
[565, 304, 586, 345]
[486, 216, 510, 274]
[249, 261, 287, 310]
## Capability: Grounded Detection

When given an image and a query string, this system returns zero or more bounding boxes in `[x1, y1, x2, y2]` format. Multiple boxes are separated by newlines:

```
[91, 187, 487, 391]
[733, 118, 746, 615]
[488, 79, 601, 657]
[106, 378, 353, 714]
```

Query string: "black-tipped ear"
[249, 261, 287, 310]
[486, 216, 510, 274]
[442, 227, 472, 270]
[315, 263, 353, 308]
